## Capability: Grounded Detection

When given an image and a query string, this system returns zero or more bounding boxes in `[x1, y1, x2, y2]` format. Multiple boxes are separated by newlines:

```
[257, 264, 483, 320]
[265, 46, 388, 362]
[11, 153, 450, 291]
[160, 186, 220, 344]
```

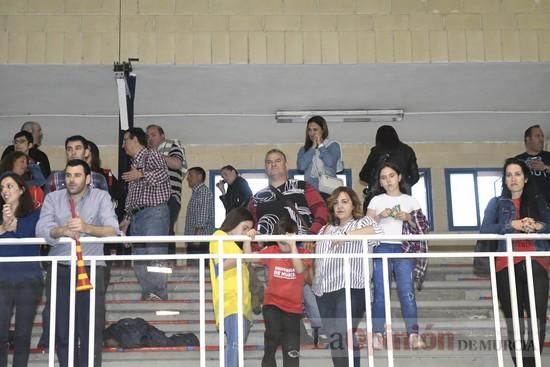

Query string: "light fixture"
[275, 109, 404, 123]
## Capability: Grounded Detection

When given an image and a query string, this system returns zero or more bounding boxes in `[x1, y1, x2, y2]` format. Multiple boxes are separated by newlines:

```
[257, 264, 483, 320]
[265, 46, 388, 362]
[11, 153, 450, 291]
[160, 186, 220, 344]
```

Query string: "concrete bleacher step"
[14, 257, 550, 366]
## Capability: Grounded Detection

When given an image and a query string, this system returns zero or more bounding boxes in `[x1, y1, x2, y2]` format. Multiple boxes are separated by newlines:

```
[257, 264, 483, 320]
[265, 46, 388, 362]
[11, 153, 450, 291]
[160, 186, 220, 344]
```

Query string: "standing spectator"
[2, 121, 51, 178]
[244, 217, 311, 367]
[314, 187, 381, 366]
[0, 151, 45, 206]
[45, 135, 108, 194]
[480, 157, 550, 367]
[297, 115, 343, 196]
[0, 172, 42, 367]
[146, 124, 188, 255]
[247, 148, 328, 345]
[515, 124, 550, 206]
[185, 167, 215, 266]
[216, 165, 253, 214]
[36, 159, 119, 367]
[209, 207, 256, 367]
[366, 162, 429, 350]
[120, 127, 171, 301]
[359, 125, 419, 208]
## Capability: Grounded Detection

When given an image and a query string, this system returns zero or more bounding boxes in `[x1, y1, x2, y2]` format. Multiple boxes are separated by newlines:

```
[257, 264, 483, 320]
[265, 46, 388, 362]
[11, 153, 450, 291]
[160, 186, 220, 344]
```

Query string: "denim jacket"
[480, 196, 550, 252]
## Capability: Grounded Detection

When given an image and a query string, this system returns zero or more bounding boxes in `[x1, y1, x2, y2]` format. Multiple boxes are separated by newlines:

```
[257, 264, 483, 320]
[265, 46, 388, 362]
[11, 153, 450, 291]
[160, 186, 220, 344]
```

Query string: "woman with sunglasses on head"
[480, 157, 550, 367]
[0, 172, 42, 367]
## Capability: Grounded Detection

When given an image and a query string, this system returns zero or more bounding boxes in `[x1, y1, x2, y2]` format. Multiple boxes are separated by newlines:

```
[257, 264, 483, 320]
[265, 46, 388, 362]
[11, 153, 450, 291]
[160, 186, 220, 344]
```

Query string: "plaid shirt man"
[125, 147, 171, 214]
[184, 182, 214, 236]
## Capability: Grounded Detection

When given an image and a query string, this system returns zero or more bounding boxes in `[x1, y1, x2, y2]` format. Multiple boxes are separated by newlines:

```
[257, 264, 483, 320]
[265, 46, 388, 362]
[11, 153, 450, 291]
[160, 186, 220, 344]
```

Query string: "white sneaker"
[373, 333, 384, 350]
[409, 333, 425, 349]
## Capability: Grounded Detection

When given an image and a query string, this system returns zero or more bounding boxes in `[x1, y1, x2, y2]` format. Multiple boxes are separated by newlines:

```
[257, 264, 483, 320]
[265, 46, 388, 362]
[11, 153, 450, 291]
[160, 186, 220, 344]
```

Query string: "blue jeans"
[316, 288, 364, 367]
[130, 203, 170, 300]
[303, 284, 322, 330]
[167, 196, 181, 254]
[372, 243, 418, 335]
[0, 278, 42, 367]
[224, 314, 251, 367]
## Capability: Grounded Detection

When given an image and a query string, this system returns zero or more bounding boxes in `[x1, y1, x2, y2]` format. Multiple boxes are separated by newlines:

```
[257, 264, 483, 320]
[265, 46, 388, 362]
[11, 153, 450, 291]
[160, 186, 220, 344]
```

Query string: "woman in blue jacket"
[0, 172, 42, 367]
[480, 157, 550, 367]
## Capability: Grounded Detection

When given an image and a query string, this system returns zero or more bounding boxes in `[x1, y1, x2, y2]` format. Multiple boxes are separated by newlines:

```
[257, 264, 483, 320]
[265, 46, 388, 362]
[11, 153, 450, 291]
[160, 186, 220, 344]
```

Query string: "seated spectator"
[0, 172, 42, 367]
[216, 165, 253, 214]
[0, 151, 45, 206]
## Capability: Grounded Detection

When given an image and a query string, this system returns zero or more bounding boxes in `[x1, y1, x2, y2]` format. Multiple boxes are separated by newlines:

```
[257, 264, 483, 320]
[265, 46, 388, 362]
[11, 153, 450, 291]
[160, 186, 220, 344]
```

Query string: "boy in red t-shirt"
[244, 217, 311, 367]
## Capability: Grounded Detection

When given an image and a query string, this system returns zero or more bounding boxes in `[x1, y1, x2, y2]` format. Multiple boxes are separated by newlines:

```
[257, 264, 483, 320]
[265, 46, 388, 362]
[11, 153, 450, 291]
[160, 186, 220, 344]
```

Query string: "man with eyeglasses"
[2, 121, 51, 177]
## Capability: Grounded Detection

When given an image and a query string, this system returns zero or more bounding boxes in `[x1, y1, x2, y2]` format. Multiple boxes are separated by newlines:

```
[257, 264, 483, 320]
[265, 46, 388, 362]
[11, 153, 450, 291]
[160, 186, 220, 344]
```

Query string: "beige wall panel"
[45, 15, 81, 32]
[285, 31, 303, 64]
[427, 0, 462, 13]
[229, 15, 264, 31]
[303, 31, 322, 64]
[120, 32, 139, 60]
[463, 0, 500, 13]
[27, 31, 46, 64]
[319, 0, 355, 13]
[157, 32, 176, 64]
[375, 30, 394, 62]
[541, 0, 550, 11]
[501, 30, 521, 61]
[0, 32, 6, 63]
[0, 0, 27, 14]
[501, 0, 537, 13]
[356, 0, 391, 14]
[28, 0, 64, 13]
[45, 32, 64, 63]
[81, 15, 118, 33]
[447, 30, 467, 62]
[137, 32, 157, 63]
[230, 31, 248, 63]
[174, 31, 193, 63]
[519, 30, 539, 61]
[155, 15, 192, 32]
[249, 0, 283, 14]
[391, 0, 426, 13]
[394, 30, 411, 62]
[466, 30, 485, 61]
[138, 0, 175, 15]
[357, 31, 376, 63]
[174, 0, 209, 14]
[63, 32, 82, 63]
[265, 15, 300, 31]
[266, 31, 285, 63]
[518, 14, 550, 29]
[337, 15, 373, 31]
[429, 30, 448, 62]
[339, 31, 358, 64]
[284, 0, 318, 14]
[483, 14, 518, 30]
[65, 0, 109, 14]
[7, 15, 47, 32]
[411, 30, 430, 62]
[210, 0, 248, 14]
[82, 32, 103, 64]
[320, 31, 339, 64]
[122, 15, 155, 32]
[192, 31, 212, 63]
[445, 14, 482, 30]
[301, 15, 337, 31]
[192, 15, 228, 32]
[409, 14, 444, 31]
[484, 30, 502, 61]
[539, 30, 550, 61]
[101, 32, 118, 63]
[212, 32, 230, 63]
[248, 31, 267, 63]
[0, 15, 5, 32]
[374, 15, 409, 31]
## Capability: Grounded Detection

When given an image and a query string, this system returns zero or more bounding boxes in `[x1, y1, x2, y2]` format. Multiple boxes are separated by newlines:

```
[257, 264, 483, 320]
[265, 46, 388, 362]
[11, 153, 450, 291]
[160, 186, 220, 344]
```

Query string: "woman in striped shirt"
[313, 186, 381, 367]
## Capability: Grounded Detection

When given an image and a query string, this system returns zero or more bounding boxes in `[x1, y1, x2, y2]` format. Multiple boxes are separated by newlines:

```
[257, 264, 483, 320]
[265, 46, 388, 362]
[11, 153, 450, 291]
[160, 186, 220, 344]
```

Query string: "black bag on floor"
[104, 317, 169, 348]
[168, 333, 200, 347]
[473, 239, 498, 277]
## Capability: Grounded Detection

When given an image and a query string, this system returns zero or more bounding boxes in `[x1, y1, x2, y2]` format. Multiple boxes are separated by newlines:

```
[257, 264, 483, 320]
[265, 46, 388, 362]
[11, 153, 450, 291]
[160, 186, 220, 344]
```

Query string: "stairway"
[12, 257, 550, 366]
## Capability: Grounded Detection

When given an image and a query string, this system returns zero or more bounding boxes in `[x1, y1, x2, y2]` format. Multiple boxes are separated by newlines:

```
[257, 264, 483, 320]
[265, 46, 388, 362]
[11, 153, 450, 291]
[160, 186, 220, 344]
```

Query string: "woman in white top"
[366, 161, 427, 350]
[314, 186, 381, 367]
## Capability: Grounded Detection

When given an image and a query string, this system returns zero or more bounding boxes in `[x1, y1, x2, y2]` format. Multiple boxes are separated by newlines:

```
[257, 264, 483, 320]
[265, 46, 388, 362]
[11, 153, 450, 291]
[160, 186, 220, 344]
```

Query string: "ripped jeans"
[224, 314, 251, 367]
[262, 305, 302, 367]
[372, 243, 419, 335]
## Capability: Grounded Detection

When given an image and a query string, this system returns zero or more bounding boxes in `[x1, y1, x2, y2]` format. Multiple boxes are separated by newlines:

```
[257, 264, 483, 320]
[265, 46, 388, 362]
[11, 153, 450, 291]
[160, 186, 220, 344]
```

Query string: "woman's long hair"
[501, 157, 544, 221]
[0, 151, 27, 174]
[219, 207, 254, 233]
[326, 186, 363, 225]
[0, 172, 35, 218]
[303, 115, 329, 151]
[87, 141, 102, 173]
[371, 161, 408, 196]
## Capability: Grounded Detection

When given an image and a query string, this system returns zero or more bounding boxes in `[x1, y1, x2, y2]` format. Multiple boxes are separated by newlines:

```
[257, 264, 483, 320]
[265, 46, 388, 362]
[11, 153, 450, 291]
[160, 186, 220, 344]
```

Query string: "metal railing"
[1, 233, 549, 367]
